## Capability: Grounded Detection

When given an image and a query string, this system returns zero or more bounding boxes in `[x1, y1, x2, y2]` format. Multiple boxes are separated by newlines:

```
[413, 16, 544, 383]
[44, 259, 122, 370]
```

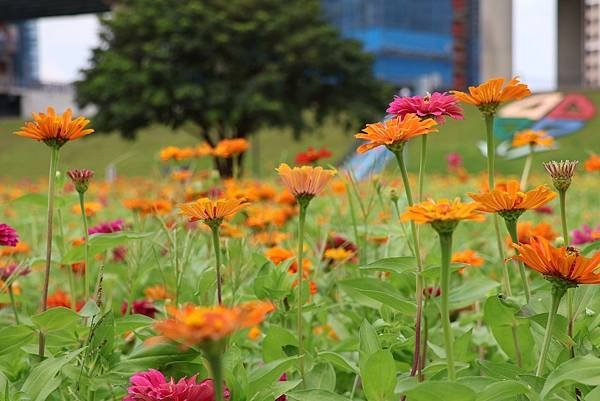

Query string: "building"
[322, 0, 480, 91]
[0, 21, 38, 86]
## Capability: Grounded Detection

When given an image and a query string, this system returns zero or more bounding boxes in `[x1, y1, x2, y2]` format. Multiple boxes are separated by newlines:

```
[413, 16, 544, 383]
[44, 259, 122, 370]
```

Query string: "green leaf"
[62, 232, 152, 263]
[249, 380, 301, 401]
[10, 193, 68, 209]
[0, 325, 36, 354]
[113, 343, 198, 374]
[541, 355, 600, 399]
[450, 278, 499, 309]
[305, 362, 336, 391]
[31, 307, 80, 334]
[247, 356, 300, 397]
[89, 312, 115, 361]
[286, 389, 351, 401]
[318, 351, 358, 373]
[78, 300, 101, 318]
[402, 381, 476, 401]
[21, 349, 82, 401]
[476, 360, 526, 380]
[476, 380, 540, 401]
[338, 278, 415, 315]
[582, 241, 600, 255]
[262, 325, 298, 362]
[483, 296, 535, 370]
[360, 257, 416, 274]
[254, 259, 293, 301]
[114, 314, 154, 334]
[361, 350, 396, 401]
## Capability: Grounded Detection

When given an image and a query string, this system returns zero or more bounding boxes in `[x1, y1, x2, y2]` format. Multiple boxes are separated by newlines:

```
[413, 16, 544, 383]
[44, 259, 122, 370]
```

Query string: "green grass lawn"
[2, 91, 600, 180]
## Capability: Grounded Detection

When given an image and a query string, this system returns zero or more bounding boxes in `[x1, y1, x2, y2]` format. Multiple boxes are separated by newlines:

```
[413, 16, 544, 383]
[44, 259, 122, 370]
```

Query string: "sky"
[38, 1, 558, 90]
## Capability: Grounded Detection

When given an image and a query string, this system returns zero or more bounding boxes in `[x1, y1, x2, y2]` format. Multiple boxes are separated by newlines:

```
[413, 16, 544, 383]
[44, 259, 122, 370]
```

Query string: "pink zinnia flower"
[386, 92, 464, 123]
[124, 369, 230, 401]
[0, 264, 31, 280]
[0, 224, 19, 247]
[88, 219, 125, 235]
[572, 224, 600, 246]
[446, 152, 463, 169]
[121, 300, 159, 318]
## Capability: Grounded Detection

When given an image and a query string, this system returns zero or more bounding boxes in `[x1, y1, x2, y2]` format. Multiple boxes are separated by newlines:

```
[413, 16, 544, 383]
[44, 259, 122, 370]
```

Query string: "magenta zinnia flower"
[88, 219, 125, 235]
[124, 369, 231, 401]
[121, 300, 158, 318]
[0, 264, 31, 280]
[446, 152, 463, 169]
[572, 224, 600, 246]
[386, 92, 464, 123]
[0, 224, 19, 247]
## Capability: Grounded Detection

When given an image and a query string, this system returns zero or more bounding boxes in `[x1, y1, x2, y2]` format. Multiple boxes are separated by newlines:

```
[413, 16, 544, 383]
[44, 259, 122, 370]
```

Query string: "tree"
[76, 0, 392, 177]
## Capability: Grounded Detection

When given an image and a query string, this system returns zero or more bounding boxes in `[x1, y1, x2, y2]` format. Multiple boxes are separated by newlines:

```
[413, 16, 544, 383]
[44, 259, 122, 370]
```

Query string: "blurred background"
[0, 0, 597, 179]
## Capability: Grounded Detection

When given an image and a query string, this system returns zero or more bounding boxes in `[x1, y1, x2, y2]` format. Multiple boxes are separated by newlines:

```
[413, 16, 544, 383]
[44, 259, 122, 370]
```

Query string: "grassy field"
[2, 91, 600, 180]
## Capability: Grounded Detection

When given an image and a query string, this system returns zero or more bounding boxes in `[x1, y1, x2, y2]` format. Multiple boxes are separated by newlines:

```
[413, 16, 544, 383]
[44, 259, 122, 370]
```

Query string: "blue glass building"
[322, 0, 479, 90]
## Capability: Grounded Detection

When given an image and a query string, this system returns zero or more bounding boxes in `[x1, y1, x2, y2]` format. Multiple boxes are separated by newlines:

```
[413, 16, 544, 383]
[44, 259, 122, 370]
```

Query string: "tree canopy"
[76, 0, 391, 157]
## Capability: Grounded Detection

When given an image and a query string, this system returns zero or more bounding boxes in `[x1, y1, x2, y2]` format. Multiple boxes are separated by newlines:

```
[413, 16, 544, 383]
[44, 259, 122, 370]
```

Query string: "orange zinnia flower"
[512, 236, 600, 285]
[123, 199, 172, 216]
[355, 114, 438, 154]
[145, 285, 172, 301]
[212, 138, 250, 158]
[178, 197, 248, 227]
[507, 221, 558, 245]
[15, 107, 94, 147]
[468, 180, 556, 219]
[71, 201, 103, 217]
[451, 77, 531, 114]
[401, 198, 484, 233]
[276, 163, 336, 200]
[324, 247, 354, 261]
[451, 249, 484, 267]
[153, 301, 274, 348]
[584, 153, 600, 172]
[512, 129, 553, 148]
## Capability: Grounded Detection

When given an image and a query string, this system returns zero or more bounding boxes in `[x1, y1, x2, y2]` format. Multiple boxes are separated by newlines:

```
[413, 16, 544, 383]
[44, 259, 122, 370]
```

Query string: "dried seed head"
[543, 160, 578, 192]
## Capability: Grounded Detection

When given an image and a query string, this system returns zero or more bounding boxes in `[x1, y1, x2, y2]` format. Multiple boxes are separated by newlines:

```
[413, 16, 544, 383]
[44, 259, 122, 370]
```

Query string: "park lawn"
[2, 91, 600, 180]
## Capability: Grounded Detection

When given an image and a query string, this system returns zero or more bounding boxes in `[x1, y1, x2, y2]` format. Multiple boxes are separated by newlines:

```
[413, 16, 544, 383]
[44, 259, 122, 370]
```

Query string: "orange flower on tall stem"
[276, 162, 335, 385]
[451, 77, 531, 115]
[402, 198, 483, 381]
[15, 107, 95, 359]
[512, 129, 553, 148]
[154, 301, 274, 401]
[511, 235, 600, 375]
[15, 107, 94, 147]
[179, 197, 248, 305]
[354, 113, 437, 154]
[468, 180, 556, 220]
[212, 138, 250, 158]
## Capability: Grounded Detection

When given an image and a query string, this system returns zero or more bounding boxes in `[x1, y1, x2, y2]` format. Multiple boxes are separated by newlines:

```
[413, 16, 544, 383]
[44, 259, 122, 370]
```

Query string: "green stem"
[79, 192, 91, 300]
[208, 355, 224, 401]
[393, 150, 425, 379]
[297, 202, 308, 386]
[559, 189, 575, 356]
[418, 135, 428, 202]
[520, 145, 534, 190]
[39, 146, 60, 358]
[344, 179, 363, 266]
[8, 284, 19, 324]
[211, 226, 223, 305]
[485, 114, 512, 297]
[536, 285, 566, 376]
[505, 219, 531, 303]
[439, 232, 456, 380]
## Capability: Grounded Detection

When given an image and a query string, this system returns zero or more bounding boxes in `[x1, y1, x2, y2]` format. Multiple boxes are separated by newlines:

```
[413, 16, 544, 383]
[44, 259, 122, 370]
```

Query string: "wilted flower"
[543, 160, 578, 192]
[124, 369, 230, 401]
[0, 224, 18, 247]
[15, 107, 94, 147]
[452, 77, 531, 115]
[355, 114, 437, 154]
[66, 169, 95, 193]
[386, 92, 463, 123]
